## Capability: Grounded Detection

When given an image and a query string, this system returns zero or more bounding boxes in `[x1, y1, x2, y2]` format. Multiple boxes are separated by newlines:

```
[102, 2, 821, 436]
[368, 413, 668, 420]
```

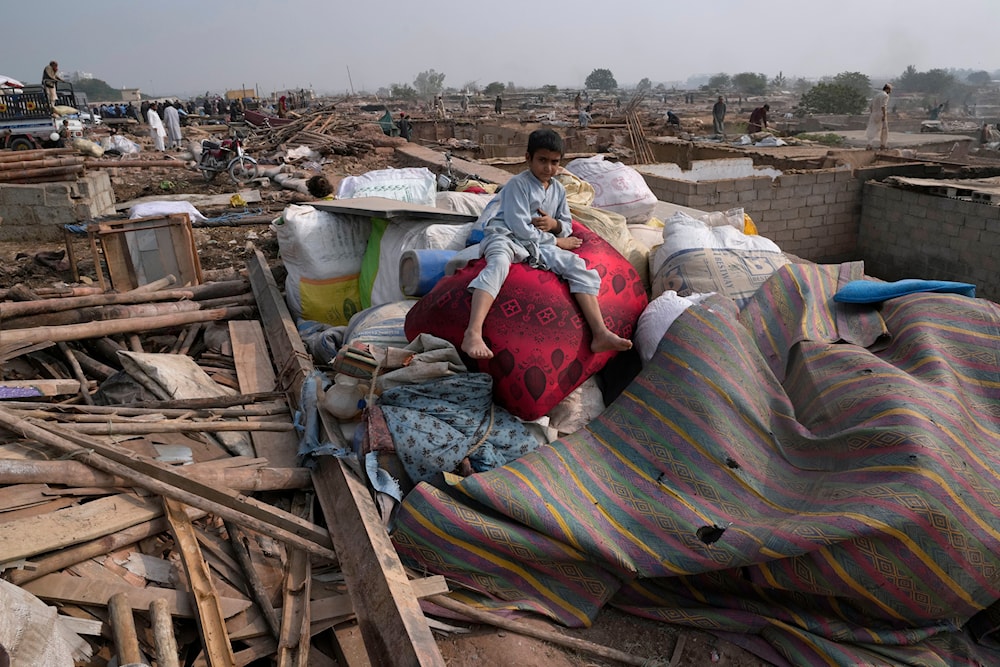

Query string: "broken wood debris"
[251, 105, 381, 156]
[0, 247, 637, 667]
[0, 251, 447, 666]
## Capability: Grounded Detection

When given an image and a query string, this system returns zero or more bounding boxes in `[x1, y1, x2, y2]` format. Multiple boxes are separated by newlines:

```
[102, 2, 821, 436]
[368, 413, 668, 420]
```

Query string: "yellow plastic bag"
[743, 213, 758, 235]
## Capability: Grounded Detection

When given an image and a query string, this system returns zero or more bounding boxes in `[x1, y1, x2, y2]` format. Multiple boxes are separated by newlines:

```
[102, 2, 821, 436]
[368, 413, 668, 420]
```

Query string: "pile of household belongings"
[279, 157, 1000, 667]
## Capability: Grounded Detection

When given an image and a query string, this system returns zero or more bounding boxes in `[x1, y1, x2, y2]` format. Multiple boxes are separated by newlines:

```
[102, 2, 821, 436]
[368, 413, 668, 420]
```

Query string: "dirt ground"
[0, 122, 775, 667]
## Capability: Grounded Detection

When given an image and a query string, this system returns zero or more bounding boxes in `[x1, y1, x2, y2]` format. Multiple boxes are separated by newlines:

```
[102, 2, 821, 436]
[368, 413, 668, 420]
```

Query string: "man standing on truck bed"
[41, 61, 65, 108]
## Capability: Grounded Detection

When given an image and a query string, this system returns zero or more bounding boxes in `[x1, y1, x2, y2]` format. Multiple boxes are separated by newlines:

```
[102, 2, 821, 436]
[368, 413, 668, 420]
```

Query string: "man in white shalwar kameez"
[147, 103, 166, 151]
[866, 83, 892, 150]
[163, 103, 182, 149]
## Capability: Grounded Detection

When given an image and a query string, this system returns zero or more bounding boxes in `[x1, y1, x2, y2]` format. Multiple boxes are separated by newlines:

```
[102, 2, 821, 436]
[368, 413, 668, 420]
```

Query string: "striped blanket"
[392, 263, 1000, 666]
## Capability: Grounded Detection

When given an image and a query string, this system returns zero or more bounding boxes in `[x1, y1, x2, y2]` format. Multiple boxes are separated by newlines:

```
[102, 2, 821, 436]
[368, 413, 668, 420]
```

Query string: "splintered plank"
[164, 497, 237, 667]
[0, 492, 162, 563]
[229, 320, 299, 468]
[313, 457, 445, 667]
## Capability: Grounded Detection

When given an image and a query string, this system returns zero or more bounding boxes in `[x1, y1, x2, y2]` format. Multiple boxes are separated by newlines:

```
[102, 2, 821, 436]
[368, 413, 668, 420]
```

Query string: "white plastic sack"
[100, 134, 142, 154]
[650, 210, 781, 278]
[564, 155, 657, 224]
[635, 291, 713, 365]
[272, 204, 372, 325]
[129, 200, 207, 223]
[0, 574, 89, 666]
[337, 167, 437, 206]
[435, 191, 493, 216]
[71, 137, 103, 157]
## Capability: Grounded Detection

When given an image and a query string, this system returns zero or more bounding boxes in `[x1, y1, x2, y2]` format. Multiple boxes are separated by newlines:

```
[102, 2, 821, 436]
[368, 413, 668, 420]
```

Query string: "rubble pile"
[0, 256, 427, 666]
[252, 105, 386, 157]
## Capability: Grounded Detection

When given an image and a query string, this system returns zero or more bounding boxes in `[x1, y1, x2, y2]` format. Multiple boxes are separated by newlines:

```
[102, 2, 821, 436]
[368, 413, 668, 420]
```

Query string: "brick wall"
[859, 182, 1000, 301]
[641, 169, 862, 261]
[0, 171, 116, 242]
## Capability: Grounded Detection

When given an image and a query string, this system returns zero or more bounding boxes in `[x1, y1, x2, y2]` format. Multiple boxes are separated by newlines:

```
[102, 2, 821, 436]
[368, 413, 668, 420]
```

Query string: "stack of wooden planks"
[0, 147, 86, 184]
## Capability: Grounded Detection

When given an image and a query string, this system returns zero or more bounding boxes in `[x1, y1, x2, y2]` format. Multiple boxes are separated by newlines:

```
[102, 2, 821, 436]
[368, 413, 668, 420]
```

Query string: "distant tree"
[389, 83, 418, 100]
[585, 68, 618, 91]
[967, 71, 991, 85]
[413, 69, 445, 99]
[897, 65, 955, 95]
[636, 77, 652, 93]
[507, 81, 517, 92]
[654, 83, 667, 93]
[483, 81, 505, 96]
[541, 84, 558, 94]
[771, 71, 787, 89]
[462, 80, 479, 94]
[800, 82, 867, 115]
[732, 72, 768, 96]
[832, 71, 871, 97]
[707, 73, 731, 91]
[792, 77, 813, 95]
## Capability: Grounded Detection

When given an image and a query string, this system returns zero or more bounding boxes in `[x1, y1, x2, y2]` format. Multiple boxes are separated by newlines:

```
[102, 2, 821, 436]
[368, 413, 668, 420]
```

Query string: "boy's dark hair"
[306, 174, 334, 198]
[527, 129, 563, 157]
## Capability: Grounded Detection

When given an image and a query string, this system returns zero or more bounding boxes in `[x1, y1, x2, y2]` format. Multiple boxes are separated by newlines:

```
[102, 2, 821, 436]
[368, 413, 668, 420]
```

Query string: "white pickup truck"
[0, 81, 84, 150]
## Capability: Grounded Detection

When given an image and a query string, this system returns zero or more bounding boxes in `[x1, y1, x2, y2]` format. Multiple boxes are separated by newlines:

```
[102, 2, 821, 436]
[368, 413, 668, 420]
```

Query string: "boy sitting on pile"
[462, 129, 632, 359]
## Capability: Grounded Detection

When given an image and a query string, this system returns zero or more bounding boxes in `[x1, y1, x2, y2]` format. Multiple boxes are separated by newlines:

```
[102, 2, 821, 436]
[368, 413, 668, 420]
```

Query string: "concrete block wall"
[642, 168, 862, 261]
[0, 171, 116, 242]
[859, 182, 1000, 302]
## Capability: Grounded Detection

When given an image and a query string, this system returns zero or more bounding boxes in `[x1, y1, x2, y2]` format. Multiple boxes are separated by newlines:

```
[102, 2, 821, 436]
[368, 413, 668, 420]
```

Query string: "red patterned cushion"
[404, 222, 647, 420]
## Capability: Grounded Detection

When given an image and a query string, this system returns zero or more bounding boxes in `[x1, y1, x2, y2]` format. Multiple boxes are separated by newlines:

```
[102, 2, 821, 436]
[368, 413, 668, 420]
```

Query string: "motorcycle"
[198, 135, 259, 184]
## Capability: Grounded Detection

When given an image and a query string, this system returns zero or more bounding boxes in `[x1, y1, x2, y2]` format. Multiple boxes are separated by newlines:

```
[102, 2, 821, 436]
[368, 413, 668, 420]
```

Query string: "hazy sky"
[8, 0, 998, 97]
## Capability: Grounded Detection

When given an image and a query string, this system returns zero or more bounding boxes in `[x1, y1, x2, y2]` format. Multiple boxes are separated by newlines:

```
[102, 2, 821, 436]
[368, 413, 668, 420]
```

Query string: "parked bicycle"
[198, 134, 258, 184]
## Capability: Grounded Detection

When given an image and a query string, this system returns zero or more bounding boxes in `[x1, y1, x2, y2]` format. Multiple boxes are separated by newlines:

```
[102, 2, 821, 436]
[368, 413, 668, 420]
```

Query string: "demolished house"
[0, 95, 999, 667]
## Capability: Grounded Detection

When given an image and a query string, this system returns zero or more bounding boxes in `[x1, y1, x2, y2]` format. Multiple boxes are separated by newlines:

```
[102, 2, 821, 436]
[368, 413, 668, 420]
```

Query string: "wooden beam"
[230, 320, 300, 468]
[245, 248, 312, 410]
[0, 379, 89, 397]
[22, 572, 251, 618]
[150, 597, 182, 667]
[0, 492, 165, 564]
[278, 493, 313, 667]
[164, 497, 237, 667]
[313, 457, 445, 667]
[0, 459, 311, 492]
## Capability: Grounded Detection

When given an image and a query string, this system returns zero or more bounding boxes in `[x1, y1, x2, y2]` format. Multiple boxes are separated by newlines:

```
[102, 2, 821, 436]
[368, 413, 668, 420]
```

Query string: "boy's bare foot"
[462, 330, 494, 359]
[591, 329, 632, 354]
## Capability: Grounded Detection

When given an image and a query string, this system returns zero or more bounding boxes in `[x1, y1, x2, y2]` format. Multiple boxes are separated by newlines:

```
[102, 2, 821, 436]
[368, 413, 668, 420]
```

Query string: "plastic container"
[398, 248, 458, 297]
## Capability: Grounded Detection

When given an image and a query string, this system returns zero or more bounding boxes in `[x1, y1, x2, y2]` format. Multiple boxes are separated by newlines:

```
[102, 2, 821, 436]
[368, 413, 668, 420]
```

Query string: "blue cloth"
[833, 278, 976, 303]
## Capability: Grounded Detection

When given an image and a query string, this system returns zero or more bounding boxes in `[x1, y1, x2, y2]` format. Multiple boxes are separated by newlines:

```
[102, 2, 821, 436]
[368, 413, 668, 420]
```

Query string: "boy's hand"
[555, 236, 582, 250]
[531, 209, 559, 234]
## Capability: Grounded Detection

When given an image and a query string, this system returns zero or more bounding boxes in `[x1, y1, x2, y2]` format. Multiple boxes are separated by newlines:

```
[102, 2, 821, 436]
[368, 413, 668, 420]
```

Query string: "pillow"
[404, 222, 647, 421]
[651, 247, 790, 307]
